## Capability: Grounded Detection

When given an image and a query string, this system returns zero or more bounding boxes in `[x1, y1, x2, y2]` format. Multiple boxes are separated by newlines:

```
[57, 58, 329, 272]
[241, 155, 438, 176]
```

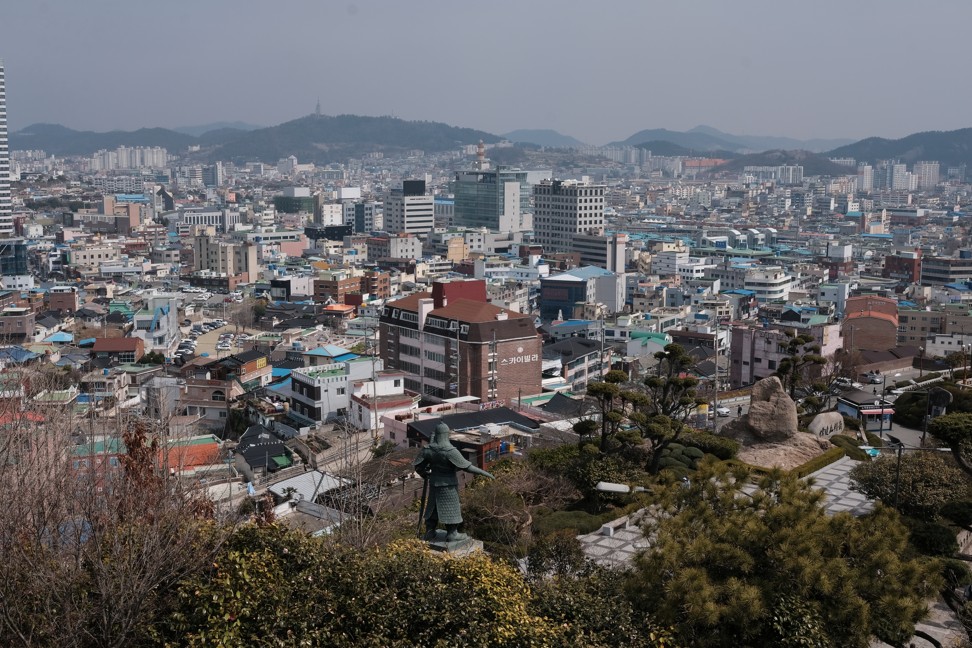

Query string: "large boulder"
[745, 376, 799, 441]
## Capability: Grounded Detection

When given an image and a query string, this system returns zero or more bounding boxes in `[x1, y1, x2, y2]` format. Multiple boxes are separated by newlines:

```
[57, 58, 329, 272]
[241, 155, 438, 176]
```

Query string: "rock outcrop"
[739, 376, 799, 442]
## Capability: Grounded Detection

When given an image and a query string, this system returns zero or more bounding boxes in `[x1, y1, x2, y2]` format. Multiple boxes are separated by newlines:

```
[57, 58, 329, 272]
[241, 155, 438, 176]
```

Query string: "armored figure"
[414, 422, 494, 542]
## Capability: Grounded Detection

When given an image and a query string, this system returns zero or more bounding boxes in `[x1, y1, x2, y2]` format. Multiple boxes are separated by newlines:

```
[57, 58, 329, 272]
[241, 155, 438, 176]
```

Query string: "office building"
[533, 179, 605, 254]
[453, 146, 535, 232]
[0, 60, 10, 236]
[383, 180, 434, 235]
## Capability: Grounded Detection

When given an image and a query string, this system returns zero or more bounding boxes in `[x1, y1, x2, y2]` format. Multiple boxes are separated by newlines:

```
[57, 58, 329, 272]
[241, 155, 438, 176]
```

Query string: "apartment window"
[337, 387, 346, 396]
[394, 379, 401, 388]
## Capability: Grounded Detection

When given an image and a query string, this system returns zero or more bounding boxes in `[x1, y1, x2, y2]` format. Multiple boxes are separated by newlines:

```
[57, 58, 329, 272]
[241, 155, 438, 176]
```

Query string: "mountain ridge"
[502, 129, 586, 148]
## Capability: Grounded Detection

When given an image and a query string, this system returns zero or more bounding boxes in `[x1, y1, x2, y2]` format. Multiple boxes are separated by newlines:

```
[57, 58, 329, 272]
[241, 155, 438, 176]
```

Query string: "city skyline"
[4, 0, 972, 145]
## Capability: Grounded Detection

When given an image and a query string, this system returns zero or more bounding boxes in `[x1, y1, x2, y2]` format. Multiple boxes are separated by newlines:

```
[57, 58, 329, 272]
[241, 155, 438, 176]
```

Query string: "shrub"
[719, 458, 773, 477]
[864, 432, 884, 447]
[830, 435, 871, 461]
[791, 447, 846, 479]
[680, 432, 740, 460]
[842, 416, 862, 431]
[941, 558, 972, 589]
[941, 500, 972, 530]
[533, 509, 602, 536]
[904, 517, 958, 556]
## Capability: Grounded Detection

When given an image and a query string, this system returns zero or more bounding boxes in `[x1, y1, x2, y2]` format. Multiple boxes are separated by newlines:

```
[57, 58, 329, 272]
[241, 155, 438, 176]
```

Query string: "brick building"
[379, 280, 541, 404]
[842, 295, 898, 352]
[883, 249, 922, 283]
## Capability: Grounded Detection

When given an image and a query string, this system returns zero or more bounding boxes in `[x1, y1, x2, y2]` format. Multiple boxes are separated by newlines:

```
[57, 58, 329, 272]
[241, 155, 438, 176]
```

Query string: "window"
[394, 379, 401, 388]
[337, 387, 346, 396]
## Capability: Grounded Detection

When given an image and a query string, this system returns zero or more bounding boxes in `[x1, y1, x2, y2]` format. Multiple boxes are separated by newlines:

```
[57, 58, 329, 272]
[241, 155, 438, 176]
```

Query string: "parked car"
[715, 406, 731, 417]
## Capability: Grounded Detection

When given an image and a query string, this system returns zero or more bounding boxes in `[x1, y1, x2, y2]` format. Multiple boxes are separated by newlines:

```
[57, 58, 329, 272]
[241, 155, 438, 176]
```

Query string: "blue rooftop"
[43, 332, 74, 344]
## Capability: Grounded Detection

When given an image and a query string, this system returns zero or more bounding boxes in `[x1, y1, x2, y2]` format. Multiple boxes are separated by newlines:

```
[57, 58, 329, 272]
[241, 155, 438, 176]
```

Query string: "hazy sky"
[3, 0, 971, 145]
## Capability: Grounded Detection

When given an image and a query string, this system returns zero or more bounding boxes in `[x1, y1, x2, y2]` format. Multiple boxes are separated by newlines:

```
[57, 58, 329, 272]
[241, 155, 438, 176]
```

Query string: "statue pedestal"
[425, 530, 484, 557]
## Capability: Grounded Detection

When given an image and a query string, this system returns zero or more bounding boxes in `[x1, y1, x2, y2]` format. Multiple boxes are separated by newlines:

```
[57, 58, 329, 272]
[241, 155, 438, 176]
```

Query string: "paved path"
[804, 456, 874, 516]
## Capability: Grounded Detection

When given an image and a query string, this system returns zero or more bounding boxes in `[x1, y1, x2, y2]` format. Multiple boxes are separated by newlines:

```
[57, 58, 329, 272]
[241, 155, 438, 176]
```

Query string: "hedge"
[904, 517, 959, 557]
[533, 499, 649, 537]
[791, 447, 847, 479]
[680, 432, 740, 460]
[719, 459, 774, 477]
[830, 435, 872, 461]
[864, 432, 884, 448]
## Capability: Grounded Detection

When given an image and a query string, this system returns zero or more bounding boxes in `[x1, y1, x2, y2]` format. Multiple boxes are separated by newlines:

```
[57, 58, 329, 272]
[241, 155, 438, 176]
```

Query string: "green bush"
[830, 435, 871, 461]
[791, 447, 846, 479]
[941, 558, 972, 589]
[719, 458, 773, 477]
[533, 510, 602, 536]
[842, 416, 862, 431]
[864, 432, 884, 448]
[680, 432, 740, 460]
[904, 518, 958, 556]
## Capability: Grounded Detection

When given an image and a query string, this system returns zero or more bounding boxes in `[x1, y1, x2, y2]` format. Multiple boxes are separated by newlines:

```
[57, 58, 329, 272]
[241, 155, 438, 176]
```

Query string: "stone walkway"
[804, 456, 875, 517]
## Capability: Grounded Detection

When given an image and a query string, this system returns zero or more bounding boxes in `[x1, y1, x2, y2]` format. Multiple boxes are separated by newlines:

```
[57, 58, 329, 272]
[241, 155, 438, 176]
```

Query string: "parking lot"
[174, 321, 242, 362]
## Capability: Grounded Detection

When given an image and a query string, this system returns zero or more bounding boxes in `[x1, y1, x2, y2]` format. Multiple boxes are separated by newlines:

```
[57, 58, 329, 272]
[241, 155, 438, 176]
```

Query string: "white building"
[532, 179, 605, 253]
[383, 180, 434, 235]
[745, 267, 792, 303]
[348, 370, 420, 434]
[0, 60, 11, 237]
[288, 358, 379, 425]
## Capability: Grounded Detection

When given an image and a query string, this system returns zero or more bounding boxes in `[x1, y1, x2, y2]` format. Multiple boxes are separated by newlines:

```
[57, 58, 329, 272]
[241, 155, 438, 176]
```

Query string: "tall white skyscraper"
[0, 59, 11, 237]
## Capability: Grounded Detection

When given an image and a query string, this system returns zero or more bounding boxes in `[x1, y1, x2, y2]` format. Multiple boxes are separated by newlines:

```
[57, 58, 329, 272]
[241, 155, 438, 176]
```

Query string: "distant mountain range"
[171, 121, 264, 137]
[11, 124, 199, 156]
[632, 140, 738, 159]
[825, 128, 972, 168]
[502, 129, 587, 148]
[714, 150, 851, 177]
[609, 126, 854, 153]
[11, 116, 972, 171]
[10, 115, 501, 164]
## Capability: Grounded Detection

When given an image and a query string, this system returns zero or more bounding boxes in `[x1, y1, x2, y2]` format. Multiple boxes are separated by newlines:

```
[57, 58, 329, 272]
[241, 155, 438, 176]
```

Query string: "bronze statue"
[414, 422, 494, 542]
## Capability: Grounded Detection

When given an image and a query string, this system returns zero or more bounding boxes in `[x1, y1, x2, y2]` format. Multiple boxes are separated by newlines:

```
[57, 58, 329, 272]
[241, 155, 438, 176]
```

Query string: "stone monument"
[721, 376, 799, 442]
[414, 422, 494, 553]
[808, 412, 845, 439]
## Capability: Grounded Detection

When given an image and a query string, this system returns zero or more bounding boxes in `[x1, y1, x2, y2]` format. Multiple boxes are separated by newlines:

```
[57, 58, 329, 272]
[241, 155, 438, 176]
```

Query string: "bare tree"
[0, 369, 231, 647]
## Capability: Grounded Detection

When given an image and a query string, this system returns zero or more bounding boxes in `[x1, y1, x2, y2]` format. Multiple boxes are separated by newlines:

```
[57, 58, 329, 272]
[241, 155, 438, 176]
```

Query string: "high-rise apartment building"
[0, 60, 12, 237]
[857, 164, 874, 192]
[913, 161, 940, 190]
[533, 179, 605, 254]
[383, 180, 434, 235]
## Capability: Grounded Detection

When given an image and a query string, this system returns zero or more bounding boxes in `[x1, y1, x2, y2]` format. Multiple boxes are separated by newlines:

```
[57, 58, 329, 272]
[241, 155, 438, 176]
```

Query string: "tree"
[463, 459, 579, 557]
[850, 451, 968, 519]
[528, 561, 677, 648]
[775, 331, 826, 398]
[627, 461, 942, 648]
[584, 369, 630, 451]
[0, 390, 226, 648]
[642, 343, 703, 422]
[161, 524, 575, 647]
[929, 412, 972, 478]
